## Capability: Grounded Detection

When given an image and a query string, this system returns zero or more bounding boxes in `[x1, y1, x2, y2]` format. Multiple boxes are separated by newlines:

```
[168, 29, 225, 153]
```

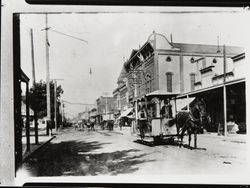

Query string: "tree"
[29, 80, 64, 123]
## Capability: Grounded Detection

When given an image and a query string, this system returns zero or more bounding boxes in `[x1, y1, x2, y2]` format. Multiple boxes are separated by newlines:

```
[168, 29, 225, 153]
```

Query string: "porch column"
[174, 96, 178, 128]
[223, 45, 227, 136]
[223, 86, 227, 136]
[135, 101, 138, 120]
[156, 99, 160, 118]
[25, 82, 30, 152]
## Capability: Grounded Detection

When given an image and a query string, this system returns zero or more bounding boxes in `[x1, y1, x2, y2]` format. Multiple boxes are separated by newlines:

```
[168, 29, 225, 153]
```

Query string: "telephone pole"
[51, 78, 64, 131]
[61, 98, 64, 129]
[30, 28, 39, 144]
[45, 13, 51, 123]
[41, 13, 88, 132]
[54, 80, 57, 130]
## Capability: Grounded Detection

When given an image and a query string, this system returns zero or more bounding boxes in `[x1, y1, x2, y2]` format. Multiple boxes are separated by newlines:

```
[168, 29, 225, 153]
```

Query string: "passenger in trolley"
[138, 104, 148, 139]
[161, 99, 173, 121]
[160, 99, 176, 134]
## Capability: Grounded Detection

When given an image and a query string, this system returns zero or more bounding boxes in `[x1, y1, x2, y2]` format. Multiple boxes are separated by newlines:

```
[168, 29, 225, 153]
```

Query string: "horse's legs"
[179, 127, 185, 148]
[180, 136, 183, 148]
[188, 131, 191, 148]
[194, 130, 197, 148]
[177, 126, 180, 141]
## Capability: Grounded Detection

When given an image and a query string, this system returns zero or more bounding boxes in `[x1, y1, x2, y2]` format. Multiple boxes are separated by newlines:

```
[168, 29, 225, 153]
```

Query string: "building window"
[166, 72, 173, 92]
[166, 56, 172, 62]
[146, 73, 151, 94]
[202, 57, 206, 68]
[190, 73, 196, 91]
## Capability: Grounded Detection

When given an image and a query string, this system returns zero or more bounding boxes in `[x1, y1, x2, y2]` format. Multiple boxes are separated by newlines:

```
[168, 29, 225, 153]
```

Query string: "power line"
[49, 29, 88, 44]
[62, 100, 95, 106]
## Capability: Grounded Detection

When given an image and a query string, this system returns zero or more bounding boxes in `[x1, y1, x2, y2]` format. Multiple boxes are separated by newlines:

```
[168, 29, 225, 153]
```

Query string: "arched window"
[166, 72, 173, 92]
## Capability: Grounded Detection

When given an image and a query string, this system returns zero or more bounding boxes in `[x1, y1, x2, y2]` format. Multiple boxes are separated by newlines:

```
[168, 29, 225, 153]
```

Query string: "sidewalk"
[200, 132, 247, 143]
[115, 126, 247, 143]
[22, 128, 56, 162]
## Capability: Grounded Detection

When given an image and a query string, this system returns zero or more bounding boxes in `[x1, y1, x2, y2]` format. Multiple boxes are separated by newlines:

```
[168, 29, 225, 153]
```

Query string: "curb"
[200, 133, 247, 143]
[22, 135, 56, 162]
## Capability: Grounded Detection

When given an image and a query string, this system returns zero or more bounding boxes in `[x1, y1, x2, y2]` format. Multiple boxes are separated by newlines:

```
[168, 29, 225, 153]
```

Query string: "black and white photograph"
[0, 1, 250, 186]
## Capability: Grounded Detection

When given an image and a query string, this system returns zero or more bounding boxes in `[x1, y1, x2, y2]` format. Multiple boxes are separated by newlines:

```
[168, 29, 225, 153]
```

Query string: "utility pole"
[54, 80, 57, 130]
[51, 78, 63, 131]
[30, 28, 38, 144]
[40, 15, 88, 132]
[106, 97, 108, 115]
[61, 98, 64, 129]
[45, 13, 51, 125]
[31, 29, 36, 84]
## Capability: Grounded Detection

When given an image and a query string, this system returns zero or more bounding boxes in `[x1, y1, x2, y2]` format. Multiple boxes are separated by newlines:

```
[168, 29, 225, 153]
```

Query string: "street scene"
[13, 11, 248, 183]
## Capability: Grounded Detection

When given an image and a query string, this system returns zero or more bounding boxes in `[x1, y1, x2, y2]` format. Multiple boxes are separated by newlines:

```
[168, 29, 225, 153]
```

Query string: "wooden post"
[61, 99, 64, 129]
[156, 99, 160, 118]
[223, 45, 227, 136]
[54, 80, 57, 130]
[174, 96, 178, 131]
[13, 14, 22, 173]
[135, 100, 138, 120]
[25, 83, 30, 152]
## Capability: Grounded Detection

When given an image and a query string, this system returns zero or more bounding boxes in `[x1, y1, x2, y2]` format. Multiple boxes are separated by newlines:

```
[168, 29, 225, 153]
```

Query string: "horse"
[168, 97, 210, 149]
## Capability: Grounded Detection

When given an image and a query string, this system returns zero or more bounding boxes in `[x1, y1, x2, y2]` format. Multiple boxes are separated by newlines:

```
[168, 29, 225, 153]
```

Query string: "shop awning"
[177, 78, 245, 99]
[176, 97, 195, 111]
[119, 108, 133, 118]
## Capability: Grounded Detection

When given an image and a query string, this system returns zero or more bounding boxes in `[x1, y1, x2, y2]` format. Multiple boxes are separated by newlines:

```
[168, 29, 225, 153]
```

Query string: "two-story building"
[178, 51, 246, 133]
[113, 66, 132, 118]
[122, 31, 245, 133]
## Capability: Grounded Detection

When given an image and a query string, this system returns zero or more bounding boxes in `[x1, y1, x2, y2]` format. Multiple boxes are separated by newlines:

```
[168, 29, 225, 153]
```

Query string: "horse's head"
[190, 98, 210, 127]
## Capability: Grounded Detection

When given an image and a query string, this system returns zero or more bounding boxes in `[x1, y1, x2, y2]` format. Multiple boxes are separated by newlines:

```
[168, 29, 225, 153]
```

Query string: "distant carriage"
[100, 120, 114, 131]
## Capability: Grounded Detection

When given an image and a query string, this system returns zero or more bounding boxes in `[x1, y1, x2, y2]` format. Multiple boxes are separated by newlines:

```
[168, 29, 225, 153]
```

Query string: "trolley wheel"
[153, 135, 163, 145]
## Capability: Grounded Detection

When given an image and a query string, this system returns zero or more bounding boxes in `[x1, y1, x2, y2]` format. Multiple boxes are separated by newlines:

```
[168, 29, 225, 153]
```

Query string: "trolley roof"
[145, 90, 179, 100]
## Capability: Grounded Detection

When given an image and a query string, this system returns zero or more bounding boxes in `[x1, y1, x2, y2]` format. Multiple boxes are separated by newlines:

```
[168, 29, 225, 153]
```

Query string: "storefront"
[177, 78, 246, 134]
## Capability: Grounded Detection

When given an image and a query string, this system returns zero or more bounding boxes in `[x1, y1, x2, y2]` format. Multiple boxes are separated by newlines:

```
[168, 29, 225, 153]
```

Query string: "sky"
[19, 10, 250, 118]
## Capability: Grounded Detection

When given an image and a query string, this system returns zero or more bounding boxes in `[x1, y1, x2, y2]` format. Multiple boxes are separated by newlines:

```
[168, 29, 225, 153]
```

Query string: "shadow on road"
[134, 138, 207, 151]
[23, 140, 154, 176]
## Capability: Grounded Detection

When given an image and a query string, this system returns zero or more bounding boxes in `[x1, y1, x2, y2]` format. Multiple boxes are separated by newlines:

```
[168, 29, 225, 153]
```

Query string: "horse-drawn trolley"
[130, 90, 179, 144]
[130, 90, 209, 147]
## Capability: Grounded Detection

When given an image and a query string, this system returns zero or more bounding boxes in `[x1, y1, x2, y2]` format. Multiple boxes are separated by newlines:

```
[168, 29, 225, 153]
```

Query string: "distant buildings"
[96, 96, 116, 122]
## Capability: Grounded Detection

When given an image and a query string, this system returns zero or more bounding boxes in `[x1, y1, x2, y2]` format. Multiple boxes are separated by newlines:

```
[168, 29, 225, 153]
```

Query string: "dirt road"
[17, 126, 249, 183]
